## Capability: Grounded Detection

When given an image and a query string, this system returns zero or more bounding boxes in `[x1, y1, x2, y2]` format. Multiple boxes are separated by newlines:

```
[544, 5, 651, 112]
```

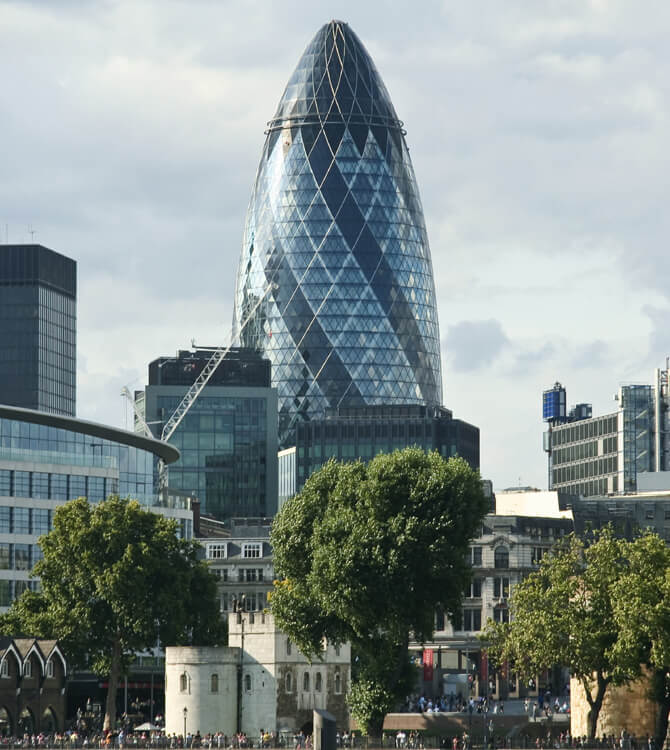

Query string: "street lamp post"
[183, 707, 188, 746]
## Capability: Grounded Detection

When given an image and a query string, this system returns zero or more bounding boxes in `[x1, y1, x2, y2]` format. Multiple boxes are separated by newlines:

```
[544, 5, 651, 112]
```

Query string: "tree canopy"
[610, 533, 670, 747]
[270, 448, 488, 734]
[484, 528, 670, 742]
[0, 496, 223, 731]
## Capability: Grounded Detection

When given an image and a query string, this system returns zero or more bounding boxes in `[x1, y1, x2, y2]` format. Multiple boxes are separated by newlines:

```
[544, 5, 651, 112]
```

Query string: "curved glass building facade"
[234, 21, 443, 444]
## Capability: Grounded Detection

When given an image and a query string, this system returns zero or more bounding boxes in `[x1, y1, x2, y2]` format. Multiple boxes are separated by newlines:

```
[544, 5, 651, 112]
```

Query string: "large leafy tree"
[0, 496, 223, 731]
[484, 529, 630, 737]
[270, 448, 488, 735]
[610, 533, 670, 748]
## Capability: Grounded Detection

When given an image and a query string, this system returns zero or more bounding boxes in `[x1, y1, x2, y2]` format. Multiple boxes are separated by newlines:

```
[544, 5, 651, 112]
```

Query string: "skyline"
[2, 0, 668, 490]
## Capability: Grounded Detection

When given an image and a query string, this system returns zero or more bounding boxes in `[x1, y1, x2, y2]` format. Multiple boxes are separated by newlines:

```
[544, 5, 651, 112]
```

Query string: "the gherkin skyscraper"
[234, 20, 443, 445]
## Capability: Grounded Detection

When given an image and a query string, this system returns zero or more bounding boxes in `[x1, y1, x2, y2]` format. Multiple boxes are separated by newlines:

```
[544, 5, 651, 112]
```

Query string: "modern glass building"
[0, 404, 191, 609]
[286, 404, 479, 494]
[0, 245, 76, 417]
[138, 349, 278, 522]
[234, 21, 443, 446]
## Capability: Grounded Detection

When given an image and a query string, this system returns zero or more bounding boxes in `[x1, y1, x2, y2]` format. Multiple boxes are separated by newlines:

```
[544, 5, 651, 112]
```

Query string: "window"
[14, 544, 30, 570]
[207, 544, 227, 560]
[211, 674, 219, 693]
[470, 547, 482, 566]
[244, 674, 252, 692]
[13, 508, 30, 534]
[466, 579, 482, 598]
[334, 644, 341, 657]
[46, 660, 54, 678]
[494, 606, 509, 624]
[494, 546, 509, 569]
[0, 660, 8, 678]
[315, 673, 322, 692]
[286, 672, 293, 692]
[24, 660, 32, 678]
[286, 639, 292, 656]
[462, 609, 482, 631]
[334, 670, 342, 694]
[0, 545, 10, 570]
[243, 543, 262, 559]
[531, 547, 546, 565]
[180, 673, 188, 693]
[493, 577, 510, 599]
[303, 672, 310, 692]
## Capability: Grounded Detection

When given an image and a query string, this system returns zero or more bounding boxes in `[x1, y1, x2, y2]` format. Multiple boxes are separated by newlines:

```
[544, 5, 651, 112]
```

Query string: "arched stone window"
[315, 673, 322, 692]
[334, 670, 341, 694]
[303, 672, 310, 692]
[180, 673, 188, 693]
[211, 673, 219, 693]
[285, 672, 293, 693]
[494, 546, 509, 569]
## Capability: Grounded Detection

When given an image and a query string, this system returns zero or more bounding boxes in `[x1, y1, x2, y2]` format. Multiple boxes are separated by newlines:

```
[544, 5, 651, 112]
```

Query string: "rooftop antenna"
[28, 225, 36, 242]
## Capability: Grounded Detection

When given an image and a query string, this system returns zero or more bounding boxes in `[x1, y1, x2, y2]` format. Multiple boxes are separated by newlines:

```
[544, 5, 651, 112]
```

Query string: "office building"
[543, 363, 670, 496]
[0, 245, 76, 416]
[0, 403, 191, 610]
[138, 348, 278, 522]
[233, 21, 443, 446]
[282, 404, 479, 494]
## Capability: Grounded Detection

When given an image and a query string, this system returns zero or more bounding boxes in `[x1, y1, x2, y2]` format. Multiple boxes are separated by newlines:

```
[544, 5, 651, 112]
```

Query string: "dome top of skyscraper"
[268, 20, 402, 135]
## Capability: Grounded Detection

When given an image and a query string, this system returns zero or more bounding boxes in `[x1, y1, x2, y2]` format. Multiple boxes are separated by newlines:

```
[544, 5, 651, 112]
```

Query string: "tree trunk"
[583, 671, 609, 739]
[103, 639, 122, 732]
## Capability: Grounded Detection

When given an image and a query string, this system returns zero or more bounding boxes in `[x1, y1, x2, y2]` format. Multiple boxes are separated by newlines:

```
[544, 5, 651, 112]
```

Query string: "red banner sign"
[423, 649, 434, 681]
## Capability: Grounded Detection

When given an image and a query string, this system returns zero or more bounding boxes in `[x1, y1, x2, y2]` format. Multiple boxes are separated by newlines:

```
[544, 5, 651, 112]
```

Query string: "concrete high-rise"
[234, 21, 443, 446]
[0, 245, 76, 416]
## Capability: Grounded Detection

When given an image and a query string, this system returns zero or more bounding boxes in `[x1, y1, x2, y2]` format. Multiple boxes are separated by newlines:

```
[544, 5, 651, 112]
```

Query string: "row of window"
[0, 543, 43, 570]
[0, 659, 54, 678]
[178, 669, 343, 695]
[220, 592, 267, 612]
[551, 416, 618, 445]
[468, 546, 509, 568]
[552, 456, 618, 484]
[206, 542, 264, 559]
[0, 506, 51, 534]
[0, 471, 115, 503]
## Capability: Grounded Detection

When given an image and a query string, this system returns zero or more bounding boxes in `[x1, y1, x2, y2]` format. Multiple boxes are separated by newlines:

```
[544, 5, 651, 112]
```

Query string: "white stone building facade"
[165, 612, 350, 739]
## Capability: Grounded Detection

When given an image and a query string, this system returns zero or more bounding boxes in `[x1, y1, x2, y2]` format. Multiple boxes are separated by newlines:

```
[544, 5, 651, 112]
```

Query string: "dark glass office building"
[0, 245, 76, 416]
[234, 21, 443, 446]
[138, 349, 278, 522]
[289, 404, 479, 492]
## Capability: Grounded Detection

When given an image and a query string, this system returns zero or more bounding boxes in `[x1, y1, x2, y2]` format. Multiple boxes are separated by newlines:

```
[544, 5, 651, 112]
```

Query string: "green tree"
[610, 532, 670, 748]
[270, 448, 488, 736]
[0, 496, 223, 731]
[484, 529, 628, 738]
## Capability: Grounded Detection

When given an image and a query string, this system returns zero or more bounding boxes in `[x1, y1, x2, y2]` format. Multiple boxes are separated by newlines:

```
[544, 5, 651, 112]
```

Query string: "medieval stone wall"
[570, 676, 656, 739]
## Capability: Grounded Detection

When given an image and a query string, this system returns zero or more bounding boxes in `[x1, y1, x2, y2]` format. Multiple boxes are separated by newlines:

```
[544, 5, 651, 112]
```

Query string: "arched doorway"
[18, 707, 34, 736]
[42, 707, 58, 733]
[0, 707, 12, 737]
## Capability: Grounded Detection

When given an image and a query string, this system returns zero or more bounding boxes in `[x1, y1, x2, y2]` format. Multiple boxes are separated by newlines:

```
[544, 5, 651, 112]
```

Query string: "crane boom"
[160, 282, 275, 444]
[121, 386, 154, 439]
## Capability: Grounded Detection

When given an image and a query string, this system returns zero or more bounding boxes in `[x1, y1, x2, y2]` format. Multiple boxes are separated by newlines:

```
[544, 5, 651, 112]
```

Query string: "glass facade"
[155, 394, 271, 520]
[0, 415, 153, 502]
[0, 245, 76, 416]
[292, 404, 479, 492]
[234, 21, 443, 446]
[0, 405, 192, 609]
[140, 349, 278, 522]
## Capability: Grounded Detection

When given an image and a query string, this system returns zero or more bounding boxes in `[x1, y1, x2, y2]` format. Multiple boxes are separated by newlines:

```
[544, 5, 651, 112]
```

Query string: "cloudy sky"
[2, 0, 668, 490]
